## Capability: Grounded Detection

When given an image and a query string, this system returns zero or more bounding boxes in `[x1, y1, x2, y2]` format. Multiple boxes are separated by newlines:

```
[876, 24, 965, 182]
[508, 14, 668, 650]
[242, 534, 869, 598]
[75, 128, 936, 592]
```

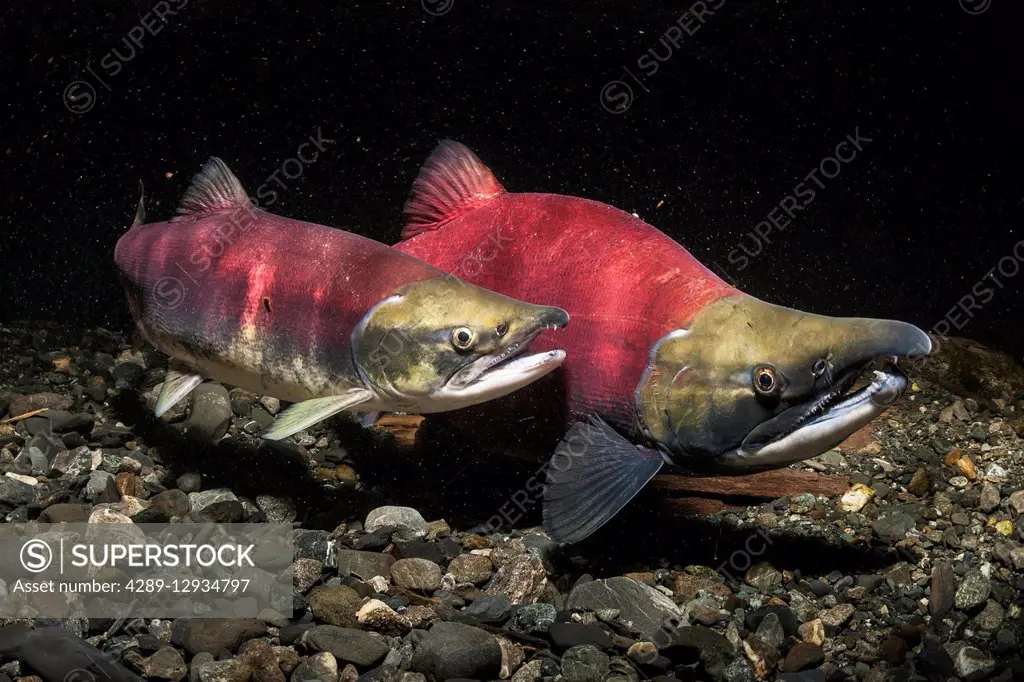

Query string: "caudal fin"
[542, 415, 663, 544]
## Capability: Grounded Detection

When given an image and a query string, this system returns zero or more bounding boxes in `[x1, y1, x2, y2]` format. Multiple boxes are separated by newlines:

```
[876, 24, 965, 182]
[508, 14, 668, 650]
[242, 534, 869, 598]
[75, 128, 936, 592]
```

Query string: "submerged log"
[374, 414, 861, 518]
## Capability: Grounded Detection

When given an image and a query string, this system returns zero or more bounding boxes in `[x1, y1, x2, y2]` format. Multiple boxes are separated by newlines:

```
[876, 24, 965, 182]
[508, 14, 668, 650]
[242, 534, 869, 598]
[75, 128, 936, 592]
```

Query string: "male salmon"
[114, 157, 570, 440]
[395, 140, 932, 543]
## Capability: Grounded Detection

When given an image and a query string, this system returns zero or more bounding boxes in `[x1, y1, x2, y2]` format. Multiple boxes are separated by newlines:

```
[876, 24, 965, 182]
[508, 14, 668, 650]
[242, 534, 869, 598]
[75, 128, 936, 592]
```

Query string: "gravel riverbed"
[1, 322, 1022, 682]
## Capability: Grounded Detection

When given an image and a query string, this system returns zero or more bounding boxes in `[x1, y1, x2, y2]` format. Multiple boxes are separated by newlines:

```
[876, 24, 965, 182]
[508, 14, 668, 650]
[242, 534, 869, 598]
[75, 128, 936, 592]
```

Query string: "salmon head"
[636, 294, 932, 472]
[353, 276, 570, 413]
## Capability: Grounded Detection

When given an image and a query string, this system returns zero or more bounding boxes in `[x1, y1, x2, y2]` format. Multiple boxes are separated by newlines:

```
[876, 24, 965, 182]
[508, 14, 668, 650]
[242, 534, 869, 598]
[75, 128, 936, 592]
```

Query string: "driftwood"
[375, 414, 864, 518]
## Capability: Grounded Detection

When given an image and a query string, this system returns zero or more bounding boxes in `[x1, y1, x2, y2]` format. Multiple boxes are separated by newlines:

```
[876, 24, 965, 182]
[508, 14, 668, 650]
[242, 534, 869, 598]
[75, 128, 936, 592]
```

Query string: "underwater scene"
[1, 1, 1022, 681]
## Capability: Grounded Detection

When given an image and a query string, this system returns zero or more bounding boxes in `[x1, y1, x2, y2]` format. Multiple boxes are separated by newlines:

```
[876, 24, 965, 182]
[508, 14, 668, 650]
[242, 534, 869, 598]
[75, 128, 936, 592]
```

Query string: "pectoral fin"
[262, 390, 373, 441]
[542, 415, 664, 544]
[154, 367, 204, 417]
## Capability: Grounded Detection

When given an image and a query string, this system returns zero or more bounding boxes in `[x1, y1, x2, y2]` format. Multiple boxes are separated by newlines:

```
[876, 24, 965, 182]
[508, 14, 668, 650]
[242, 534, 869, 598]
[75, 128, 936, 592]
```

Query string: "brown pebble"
[944, 448, 962, 467]
[426, 519, 451, 539]
[335, 464, 358, 481]
[907, 468, 930, 496]
[879, 635, 908, 664]
[115, 472, 144, 498]
[780, 642, 824, 673]
[447, 554, 494, 585]
[461, 534, 489, 550]
[627, 641, 658, 664]
[798, 619, 825, 646]
[956, 454, 977, 481]
[316, 465, 358, 482]
[673, 573, 731, 601]
[315, 466, 340, 481]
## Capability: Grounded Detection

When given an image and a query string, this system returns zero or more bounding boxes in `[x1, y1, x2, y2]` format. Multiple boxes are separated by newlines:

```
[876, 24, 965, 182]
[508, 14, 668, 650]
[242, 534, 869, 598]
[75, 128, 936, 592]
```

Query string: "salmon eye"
[496, 322, 509, 337]
[812, 358, 827, 376]
[452, 327, 476, 350]
[753, 365, 777, 395]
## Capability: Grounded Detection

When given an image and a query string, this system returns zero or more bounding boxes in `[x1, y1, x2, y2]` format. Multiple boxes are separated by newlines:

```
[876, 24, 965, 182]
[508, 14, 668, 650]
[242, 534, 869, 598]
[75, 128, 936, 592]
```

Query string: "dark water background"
[1, 1, 1021, 361]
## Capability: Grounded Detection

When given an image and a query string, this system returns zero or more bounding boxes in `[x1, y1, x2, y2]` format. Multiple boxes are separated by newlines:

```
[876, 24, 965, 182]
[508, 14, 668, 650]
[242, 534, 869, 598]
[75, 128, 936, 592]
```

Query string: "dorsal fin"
[401, 139, 505, 238]
[174, 157, 250, 220]
[131, 180, 146, 228]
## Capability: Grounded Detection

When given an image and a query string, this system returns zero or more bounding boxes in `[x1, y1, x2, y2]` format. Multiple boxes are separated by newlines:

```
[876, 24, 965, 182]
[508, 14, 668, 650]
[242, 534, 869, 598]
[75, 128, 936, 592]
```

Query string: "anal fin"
[542, 415, 664, 544]
[154, 366, 204, 417]
[262, 390, 373, 441]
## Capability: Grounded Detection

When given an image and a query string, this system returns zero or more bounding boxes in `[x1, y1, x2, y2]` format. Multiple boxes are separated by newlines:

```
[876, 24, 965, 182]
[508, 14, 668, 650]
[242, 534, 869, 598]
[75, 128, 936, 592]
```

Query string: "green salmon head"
[636, 294, 932, 473]
[353, 277, 569, 412]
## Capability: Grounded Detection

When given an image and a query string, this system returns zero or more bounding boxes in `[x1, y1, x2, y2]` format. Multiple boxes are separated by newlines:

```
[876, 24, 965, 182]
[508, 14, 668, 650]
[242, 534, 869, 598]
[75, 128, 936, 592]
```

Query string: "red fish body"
[114, 157, 570, 440]
[117, 190, 441, 402]
[394, 141, 931, 543]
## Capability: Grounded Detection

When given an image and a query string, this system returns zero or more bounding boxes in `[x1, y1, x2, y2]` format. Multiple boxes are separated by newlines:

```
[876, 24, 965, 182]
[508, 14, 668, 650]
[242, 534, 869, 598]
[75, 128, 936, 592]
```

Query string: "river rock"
[171, 619, 267, 655]
[301, 626, 390, 668]
[954, 570, 991, 611]
[364, 506, 428, 542]
[560, 644, 610, 682]
[334, 550, 394, 580]
[486, 553, 547, 604]
[357, 599, 411, 636]
[139, 646, 188, 682]
[188, 488, 243, 522]
[86, 470, 119, 503]
[446, 553, 493, 585]
[872, 512, 916, 542]
[186, 383, 233, 441]
[509, 603, 557, 634]
[290, 652, 337, 682]
[954, 646, 995, 681]
[50, 445, 94, 476]
[307, 586, 363, 628]
[410, 622, 501, 680]
[390, 558, 442, 591]
[567, 576, 681, 641]
[197, 659, 252, 682]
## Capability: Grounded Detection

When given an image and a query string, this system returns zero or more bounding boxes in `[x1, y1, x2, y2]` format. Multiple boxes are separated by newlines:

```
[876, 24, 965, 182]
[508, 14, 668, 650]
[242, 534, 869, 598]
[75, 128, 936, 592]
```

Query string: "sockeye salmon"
[114, 156, 570, 440]
[395, 140, 932, 543]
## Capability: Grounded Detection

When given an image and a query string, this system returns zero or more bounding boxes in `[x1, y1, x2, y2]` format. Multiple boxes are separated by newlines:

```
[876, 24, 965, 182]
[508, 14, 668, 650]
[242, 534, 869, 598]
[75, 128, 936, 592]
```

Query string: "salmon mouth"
[431, 347, 566, 411]
[448, 328, 560, 389]
[429, 320, 567, 410]
[722, 361, 909, 471]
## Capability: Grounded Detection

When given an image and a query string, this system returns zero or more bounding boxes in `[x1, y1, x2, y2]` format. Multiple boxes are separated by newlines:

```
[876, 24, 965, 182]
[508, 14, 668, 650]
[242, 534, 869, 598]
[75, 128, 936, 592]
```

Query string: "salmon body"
[394, 140, 931, 543]
[114, 157, 570, 440]
[116, 195, 443, 403]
